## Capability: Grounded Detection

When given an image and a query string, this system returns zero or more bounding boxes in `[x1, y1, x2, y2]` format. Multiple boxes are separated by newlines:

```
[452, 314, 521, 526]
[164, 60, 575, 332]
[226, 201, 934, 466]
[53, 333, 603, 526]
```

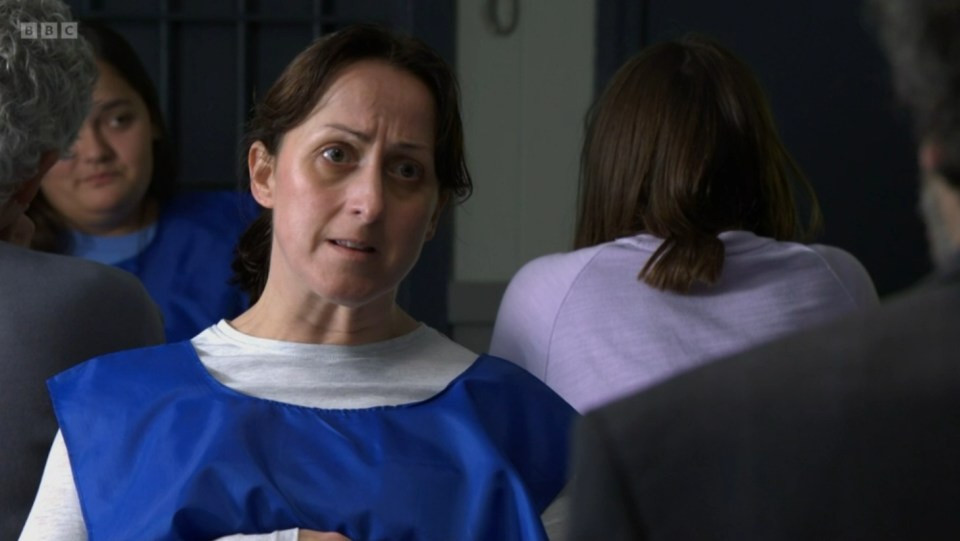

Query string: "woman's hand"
[298, 530, 351, 541]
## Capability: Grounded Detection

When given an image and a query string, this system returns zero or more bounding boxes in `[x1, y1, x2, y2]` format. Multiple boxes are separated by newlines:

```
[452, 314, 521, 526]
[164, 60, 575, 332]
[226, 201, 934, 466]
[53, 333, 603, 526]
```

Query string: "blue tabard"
[48, 343, 576, 541]
[112, 191, 257, 342]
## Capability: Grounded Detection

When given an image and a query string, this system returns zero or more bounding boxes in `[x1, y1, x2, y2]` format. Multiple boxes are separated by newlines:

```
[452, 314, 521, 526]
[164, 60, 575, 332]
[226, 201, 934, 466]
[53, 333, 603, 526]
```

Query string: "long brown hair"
[232, 24, 473, 303]
[575, 34, 822, 293]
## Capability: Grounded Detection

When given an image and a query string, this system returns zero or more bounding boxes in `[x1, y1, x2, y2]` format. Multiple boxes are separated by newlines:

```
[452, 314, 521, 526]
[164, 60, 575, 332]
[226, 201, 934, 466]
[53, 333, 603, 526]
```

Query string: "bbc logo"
[19, 22, 78, 39]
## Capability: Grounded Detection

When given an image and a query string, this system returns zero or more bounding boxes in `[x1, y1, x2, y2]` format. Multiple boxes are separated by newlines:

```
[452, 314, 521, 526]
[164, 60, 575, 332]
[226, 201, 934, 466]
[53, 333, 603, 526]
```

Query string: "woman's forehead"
[295, 61, 436, 139]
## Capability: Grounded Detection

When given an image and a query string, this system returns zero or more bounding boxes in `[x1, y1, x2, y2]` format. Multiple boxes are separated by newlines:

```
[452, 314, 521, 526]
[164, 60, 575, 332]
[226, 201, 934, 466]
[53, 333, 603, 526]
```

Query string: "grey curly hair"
[868, 0, 960, 186]
[0, 0, 95, 205]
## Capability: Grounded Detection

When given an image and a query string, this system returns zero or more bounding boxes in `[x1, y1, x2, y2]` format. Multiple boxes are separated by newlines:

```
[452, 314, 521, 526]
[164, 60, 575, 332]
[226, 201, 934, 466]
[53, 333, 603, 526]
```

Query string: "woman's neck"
[70, 197, 159, 236]
[230, 292, 419, 346]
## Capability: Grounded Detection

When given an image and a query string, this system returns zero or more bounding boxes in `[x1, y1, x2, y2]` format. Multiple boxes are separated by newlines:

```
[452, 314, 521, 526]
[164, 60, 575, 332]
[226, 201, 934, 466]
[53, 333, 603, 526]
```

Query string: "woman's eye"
[393, 161, 423, 181]
[321, 146, 350, 164]
[106, 114, 133, 129]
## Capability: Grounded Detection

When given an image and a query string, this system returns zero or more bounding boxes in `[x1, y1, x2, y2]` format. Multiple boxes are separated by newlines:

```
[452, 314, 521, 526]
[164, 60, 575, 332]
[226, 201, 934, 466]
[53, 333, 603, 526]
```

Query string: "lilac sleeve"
[810, 244, 880, 308]
[490, 251, 590, 381]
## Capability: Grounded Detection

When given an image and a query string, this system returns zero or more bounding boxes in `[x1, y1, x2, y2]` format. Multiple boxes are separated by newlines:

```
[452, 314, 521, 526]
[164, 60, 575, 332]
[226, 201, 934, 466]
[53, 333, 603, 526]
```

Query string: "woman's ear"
[425, 192, 450, 240]
[248, 141, 276, 209]
[920, 140, 943, 174]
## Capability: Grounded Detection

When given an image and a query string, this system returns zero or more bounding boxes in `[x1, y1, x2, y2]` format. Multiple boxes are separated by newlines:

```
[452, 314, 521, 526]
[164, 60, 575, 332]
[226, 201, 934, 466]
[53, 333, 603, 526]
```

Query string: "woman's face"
[40, 59, 156, 235]
[250, 59, 446, 311]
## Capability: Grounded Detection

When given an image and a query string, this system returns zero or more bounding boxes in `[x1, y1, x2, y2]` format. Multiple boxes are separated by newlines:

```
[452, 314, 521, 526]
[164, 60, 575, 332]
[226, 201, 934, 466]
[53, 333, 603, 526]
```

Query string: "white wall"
[454, 0, 595, 283]
[450, 0, 595, 350]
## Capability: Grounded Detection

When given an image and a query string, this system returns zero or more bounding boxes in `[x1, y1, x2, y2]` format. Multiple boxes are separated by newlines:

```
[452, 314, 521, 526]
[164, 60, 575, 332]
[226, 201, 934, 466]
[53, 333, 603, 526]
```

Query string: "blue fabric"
[108, 191, 256, 342]
[49, 344, 575, 541]
[68, 223, 158, 265]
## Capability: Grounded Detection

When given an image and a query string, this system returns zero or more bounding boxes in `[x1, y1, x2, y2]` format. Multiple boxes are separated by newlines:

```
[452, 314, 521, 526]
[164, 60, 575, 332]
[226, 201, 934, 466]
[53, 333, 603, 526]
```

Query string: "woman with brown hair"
[21, 24, 572, 541]
[28, 22, 254, 342]
[491, 35, 878, 413]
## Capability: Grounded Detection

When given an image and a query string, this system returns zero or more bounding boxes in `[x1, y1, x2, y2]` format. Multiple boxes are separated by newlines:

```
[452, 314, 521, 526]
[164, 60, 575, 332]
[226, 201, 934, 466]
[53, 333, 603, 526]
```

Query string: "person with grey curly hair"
[566, 1, 960, 539]
[0, 0, 94, 244]
[870, 0, 960, 268]
[0, 1, 164, 538]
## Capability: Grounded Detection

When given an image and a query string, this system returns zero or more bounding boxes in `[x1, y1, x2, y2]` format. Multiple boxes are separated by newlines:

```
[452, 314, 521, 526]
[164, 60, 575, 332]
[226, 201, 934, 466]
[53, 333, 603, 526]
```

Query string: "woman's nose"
[347, 163, 386, 223]
[74, 123, 114, 163]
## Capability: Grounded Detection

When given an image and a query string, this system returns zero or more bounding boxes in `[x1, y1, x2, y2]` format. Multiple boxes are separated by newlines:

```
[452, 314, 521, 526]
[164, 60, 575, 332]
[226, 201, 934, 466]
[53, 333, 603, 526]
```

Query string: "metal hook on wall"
[484, 0, 519, 36]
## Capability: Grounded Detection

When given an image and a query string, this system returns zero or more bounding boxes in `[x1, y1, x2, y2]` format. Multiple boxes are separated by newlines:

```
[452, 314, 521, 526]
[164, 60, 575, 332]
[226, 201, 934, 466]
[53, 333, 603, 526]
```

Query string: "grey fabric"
[0, 241, 164, 539]
[568, 255, 960, 540]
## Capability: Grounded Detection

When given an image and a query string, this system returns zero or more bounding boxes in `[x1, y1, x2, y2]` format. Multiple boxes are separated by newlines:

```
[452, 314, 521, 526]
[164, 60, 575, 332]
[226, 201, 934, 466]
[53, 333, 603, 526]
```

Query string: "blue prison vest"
[111, 191, 256, 342]
[49, 342, 576, 541]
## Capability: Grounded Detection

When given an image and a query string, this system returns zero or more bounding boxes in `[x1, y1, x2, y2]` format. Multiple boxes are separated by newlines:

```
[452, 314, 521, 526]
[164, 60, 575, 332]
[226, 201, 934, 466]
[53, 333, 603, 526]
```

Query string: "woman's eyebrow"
[92, 97, 133, 114]
[324, 123, 371, 142]
[324, 123, 431, 151]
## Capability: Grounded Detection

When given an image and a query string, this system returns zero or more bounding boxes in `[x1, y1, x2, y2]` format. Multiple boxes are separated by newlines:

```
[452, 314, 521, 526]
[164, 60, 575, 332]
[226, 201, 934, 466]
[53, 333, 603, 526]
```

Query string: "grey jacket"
[0, 242, 164, 538]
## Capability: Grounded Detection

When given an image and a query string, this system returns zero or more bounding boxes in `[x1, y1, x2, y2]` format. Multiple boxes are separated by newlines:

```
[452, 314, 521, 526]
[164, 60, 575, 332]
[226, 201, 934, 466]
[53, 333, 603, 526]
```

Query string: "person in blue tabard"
[27, 22, 253, 342]
[20, 24, 576, 541]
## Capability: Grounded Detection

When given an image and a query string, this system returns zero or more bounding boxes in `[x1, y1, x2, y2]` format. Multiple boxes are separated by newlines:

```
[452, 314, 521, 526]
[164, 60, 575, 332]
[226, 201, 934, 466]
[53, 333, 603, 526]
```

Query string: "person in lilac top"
[489, 34, 879, 413]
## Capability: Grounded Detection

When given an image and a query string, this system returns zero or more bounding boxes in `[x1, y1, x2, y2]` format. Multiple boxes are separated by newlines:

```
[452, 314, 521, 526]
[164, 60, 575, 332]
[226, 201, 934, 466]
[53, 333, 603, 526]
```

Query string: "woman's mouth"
[330, 239, 376, 253]
[83, 171, 120, 185]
